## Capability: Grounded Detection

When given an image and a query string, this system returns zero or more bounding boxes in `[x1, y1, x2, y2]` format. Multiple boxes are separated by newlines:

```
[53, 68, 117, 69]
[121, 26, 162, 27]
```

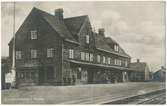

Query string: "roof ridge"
[64, 15, 88, 20]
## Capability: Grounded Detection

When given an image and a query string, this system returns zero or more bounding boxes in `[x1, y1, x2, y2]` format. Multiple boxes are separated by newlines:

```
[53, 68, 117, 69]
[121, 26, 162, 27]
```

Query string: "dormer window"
[30, 30, 37, 40]
[86, 35, 90, 44]
[114, 44, 119, 52]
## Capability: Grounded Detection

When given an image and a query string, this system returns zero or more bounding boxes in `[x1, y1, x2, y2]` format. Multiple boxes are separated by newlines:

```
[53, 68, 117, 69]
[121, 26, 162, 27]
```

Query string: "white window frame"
[86, 53, 89, 61]
[81, 52, 85, 60]
[114, 44, 119, 52]
[47, 48, 54, 58]
[90, 53, 93, 62]
[31, 49, 37, 59]
[16, 51, 22, 59]
[86, 35, 90, 44]
[30, 30, 37, 40]
[125, 60, 128, 67]
[107, 57, 111, 64]
[103, 56, 106, 64]
[119, 60, 121, 66]
[97, 55, 101, 63]
[69, 49, 74, 59]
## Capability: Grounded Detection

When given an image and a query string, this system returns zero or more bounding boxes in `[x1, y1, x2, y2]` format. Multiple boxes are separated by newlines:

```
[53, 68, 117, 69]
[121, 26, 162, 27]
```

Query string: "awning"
[66, 60, 134, 71]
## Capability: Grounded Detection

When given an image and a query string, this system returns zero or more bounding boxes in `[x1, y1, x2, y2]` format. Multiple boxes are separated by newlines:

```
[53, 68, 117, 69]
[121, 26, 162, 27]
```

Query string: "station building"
[9, 8, 134, 86]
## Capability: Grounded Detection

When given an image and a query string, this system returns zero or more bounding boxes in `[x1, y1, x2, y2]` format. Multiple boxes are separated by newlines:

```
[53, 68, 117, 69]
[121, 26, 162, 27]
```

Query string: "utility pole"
[11, 2, 16, 88]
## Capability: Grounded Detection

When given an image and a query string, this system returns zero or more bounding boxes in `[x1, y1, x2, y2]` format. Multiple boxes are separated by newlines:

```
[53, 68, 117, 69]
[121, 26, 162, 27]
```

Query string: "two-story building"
[8, 7, 133, 86]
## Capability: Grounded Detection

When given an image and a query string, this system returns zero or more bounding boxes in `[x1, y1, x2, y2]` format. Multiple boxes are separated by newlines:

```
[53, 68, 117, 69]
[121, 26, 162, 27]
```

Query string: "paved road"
[2, 82, 165, 104]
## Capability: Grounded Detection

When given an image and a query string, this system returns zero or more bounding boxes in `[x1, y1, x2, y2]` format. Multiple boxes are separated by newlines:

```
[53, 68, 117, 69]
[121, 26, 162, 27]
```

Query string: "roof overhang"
[66, 60, 134, 72]
[96, 48, 131, 58]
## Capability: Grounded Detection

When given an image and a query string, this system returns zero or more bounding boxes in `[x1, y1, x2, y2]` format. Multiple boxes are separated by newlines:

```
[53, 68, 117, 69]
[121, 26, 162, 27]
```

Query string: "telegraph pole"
[11, 2, 16, 88]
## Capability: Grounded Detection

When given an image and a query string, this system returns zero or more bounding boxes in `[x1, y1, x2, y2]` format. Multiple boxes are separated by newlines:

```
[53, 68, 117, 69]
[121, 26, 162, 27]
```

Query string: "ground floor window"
[17, 71, 37, 82]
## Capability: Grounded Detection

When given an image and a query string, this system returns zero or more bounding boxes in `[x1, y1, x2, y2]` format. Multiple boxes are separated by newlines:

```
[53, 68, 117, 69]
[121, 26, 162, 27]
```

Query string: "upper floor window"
[86, 53, 90, 61]
[31, 49, 37, 59]
[47, 48, 54, 58]
[16, 51, 22, 59]
[69, 49, 74, 59]
[103, 56, 106, 64]
[90, 53, 93, 62]
[114, 59, 121, 66]
[97, 55, 101, 63]
[86, 35, 90, 44]
[107, 57, 111, 64]
[81, 52, 85, 60]
[30, 30, 37, 40]
[114, 44, 119, 52]
[125, 60, 128, 67]
[119, 60, 122, 66]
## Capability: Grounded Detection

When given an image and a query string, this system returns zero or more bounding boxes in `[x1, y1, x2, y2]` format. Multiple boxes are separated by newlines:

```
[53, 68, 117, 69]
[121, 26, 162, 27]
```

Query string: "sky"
[1, 1, 165, 72]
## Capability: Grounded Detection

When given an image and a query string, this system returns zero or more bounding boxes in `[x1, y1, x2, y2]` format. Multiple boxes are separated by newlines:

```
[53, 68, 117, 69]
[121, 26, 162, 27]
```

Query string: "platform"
[2, 82, 165, 104]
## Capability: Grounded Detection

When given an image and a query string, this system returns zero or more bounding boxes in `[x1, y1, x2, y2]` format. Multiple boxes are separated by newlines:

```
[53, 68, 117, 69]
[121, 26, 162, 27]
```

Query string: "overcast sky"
[1, 1, 165, 72]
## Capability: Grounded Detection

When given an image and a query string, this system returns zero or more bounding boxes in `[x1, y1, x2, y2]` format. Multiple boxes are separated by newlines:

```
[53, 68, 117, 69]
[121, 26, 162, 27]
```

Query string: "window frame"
[103, 56, 106, 64]
[16, 51, 22, 60]
[69, 49, 74, 59]
[30, 30, 37, 40]
[107, 57, 111, 64]
[31, 49, 37, 59]
[47, 48, 54, 58]
[86, 35, 90, 44]
[81, 52, 85, 60]
[97, 55, 101, 63]
[90, 53, 93, 62]
[85, 53, 90, 61]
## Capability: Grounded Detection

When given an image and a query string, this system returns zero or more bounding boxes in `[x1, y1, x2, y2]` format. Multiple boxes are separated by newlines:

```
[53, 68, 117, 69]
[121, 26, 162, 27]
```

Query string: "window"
[31, 49, 37, 58]
[86, 35, 90, 44]
[86, 53, 89, 61]
[114, 59, 117, 65]
[47, 48, 54, 58]
[125, 60, 128, 67]
[77, 67, 82, 79]
[16, 51, 22, 59]
[114, 59, 121, 66]
[90, 53, 93, 62]
[107, 57, 111, 64]
[30, 30, 37, 40]
[97, 55, 101, 63]
[103, 56, 106, 64]
[81, 52, 85, 60]
[69, 49, 74, 59]
[114, 44, 119, 52]
[119, 60, 122, 66]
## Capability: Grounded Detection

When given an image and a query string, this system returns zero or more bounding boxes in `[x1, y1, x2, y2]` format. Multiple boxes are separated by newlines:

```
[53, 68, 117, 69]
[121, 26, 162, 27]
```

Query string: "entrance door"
[39, 67, 54, 84]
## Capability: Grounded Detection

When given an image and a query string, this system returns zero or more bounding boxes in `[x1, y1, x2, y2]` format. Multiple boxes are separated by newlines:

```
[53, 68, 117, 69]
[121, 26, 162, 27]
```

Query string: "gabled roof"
[154, 68, 166, 74]
[64, 15, 88, 39]
[129, 62, 147, 72]
[95, 33, 131, 58]
[34, 8, 77, 42]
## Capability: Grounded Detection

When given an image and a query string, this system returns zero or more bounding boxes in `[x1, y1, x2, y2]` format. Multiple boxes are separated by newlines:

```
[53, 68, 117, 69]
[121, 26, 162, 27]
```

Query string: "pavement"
[1, 82, 165, 104]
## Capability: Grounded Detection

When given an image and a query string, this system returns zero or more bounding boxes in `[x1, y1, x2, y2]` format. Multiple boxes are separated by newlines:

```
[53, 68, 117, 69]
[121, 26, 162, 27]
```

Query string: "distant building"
[153, 66, 166, 82]
[129, 59, 150, 81]
[8, 7, 133, 86]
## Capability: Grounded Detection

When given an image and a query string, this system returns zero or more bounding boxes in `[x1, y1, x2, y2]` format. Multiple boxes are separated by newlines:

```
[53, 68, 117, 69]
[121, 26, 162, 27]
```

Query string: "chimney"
[137, 59, 140, 63]
[98, 28, 105, 36]
[54, 8, 64, 20]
